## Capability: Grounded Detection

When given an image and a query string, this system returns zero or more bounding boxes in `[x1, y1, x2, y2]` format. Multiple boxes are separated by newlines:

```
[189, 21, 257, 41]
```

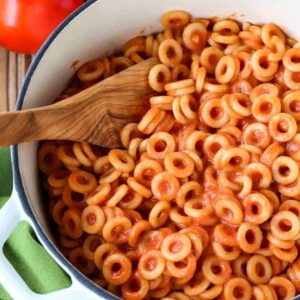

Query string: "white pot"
[1, 0, 300, 299]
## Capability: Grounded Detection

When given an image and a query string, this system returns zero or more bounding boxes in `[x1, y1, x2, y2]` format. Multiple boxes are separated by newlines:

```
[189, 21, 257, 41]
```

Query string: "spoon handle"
[0, 97, 126, 147]
[0, 103, 85, 146]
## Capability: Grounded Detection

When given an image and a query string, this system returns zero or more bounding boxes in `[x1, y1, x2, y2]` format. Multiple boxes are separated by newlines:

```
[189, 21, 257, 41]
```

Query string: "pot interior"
[16, 0, 300, 259]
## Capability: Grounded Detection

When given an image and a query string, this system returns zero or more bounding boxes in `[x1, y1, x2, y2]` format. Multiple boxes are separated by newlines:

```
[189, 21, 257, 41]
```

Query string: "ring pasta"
[38, 11, 300, 299]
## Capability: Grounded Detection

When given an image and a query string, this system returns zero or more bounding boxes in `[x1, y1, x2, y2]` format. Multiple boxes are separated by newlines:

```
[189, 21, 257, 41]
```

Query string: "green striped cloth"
[0, 148, 71, 300]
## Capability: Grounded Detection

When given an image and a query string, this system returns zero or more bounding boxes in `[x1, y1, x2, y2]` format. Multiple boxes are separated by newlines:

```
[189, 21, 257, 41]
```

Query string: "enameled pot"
[1, 0, 300, 299]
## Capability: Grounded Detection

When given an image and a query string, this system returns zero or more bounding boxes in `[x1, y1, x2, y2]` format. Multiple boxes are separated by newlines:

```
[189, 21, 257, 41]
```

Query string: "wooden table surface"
[0, 47, 32, 112]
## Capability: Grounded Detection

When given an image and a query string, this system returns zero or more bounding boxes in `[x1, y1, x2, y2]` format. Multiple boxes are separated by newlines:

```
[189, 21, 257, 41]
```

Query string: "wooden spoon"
[0, 57, 159, 148]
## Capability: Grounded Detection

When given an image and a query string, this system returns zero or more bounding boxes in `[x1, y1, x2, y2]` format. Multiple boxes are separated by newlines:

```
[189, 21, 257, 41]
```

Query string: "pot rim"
[11, 0, 117, 298]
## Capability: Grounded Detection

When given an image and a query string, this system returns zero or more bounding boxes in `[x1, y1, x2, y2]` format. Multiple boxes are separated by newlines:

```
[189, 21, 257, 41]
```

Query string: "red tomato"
[0, 0, 84, 54]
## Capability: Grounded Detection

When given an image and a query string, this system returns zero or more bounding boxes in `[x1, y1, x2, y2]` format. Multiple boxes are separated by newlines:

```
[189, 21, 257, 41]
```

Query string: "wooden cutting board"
[0, 47, 32, 112]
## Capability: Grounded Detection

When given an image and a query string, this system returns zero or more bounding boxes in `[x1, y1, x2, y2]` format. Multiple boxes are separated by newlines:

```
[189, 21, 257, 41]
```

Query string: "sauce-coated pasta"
[39, 10, 300, 299]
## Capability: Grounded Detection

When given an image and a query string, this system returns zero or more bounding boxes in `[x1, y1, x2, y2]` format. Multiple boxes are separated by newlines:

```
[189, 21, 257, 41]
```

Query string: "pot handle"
[0, 192, 102, 300]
